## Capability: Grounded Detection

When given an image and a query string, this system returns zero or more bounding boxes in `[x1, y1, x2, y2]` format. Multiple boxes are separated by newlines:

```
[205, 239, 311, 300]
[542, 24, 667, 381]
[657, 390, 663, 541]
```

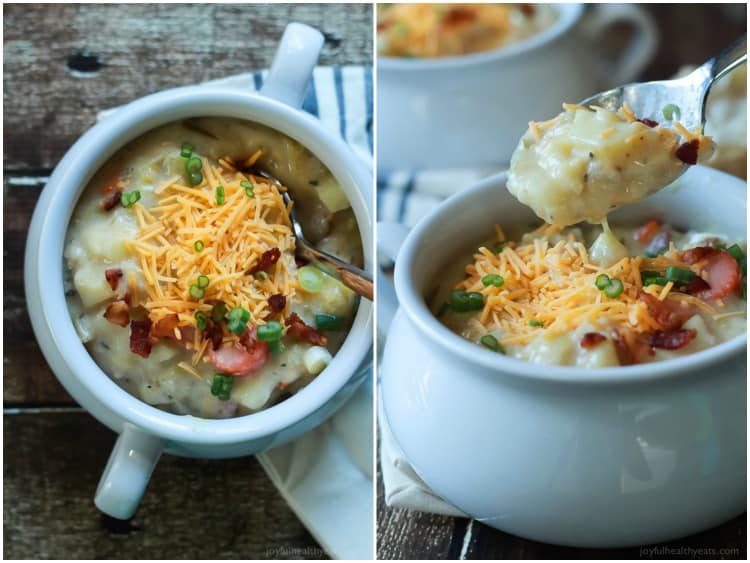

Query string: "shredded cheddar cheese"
[125, 154, 297, 358]
[455, 225, 718, 346]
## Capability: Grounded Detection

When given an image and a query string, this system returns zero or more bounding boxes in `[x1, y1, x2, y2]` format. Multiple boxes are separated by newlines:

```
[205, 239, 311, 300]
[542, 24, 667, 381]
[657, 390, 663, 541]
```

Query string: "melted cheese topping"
[507, 103, 713, 226]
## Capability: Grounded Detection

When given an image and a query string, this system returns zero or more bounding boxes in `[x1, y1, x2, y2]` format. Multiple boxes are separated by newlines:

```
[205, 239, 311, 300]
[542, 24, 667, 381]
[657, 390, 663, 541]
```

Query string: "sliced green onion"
[197, 275, 209, 289]
[180, 142, 194, 158]
[120, 190, 141, 208]
[641, 270, 660, 282]
[210, 374, 233, 401]
[595, 273, 611, 290]
[257, 320, 283, 341]
[189, 284, 205, 300]
[194, 310, 208, 330]
[437, 302, 450, 317]
[211, 302, 226, 322]
[603, 278, 624, 298]
[315, 313, 345, 331]
[194, 240, 205, 252]
[256, 271, 269, 281]
[188, 171, 203, 186]
[226, 307, 250, 334]
[185, 156, 203, 174]
[215, 185, 225, 205]
[528, 320, 545, 327]
[665, 266, 695, 284]
[727, 243, 745, 261]
[481, 274, 505, 288]
[491, 242, 508, 254]
[268, 339, 283, 354]
[298, 265, 324, 292]
[241, 179, 255, 198]
[643, 276, 667, 287]
[449, 290, 484, 312]
[480, 334, 504, 353]
[662, 103, 681, 121]
[713, 242, 728, 250]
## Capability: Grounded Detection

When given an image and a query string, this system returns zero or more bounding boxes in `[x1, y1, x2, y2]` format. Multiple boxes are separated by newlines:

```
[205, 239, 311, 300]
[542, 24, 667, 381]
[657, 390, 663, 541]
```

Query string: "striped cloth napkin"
[99, 66, 374, 560]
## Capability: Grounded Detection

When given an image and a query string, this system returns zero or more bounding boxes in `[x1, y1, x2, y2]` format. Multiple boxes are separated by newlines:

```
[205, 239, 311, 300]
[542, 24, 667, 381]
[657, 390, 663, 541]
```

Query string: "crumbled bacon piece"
[129, 319, 153, 358]
[640, 292, 695, 331]
[634, 219, 661, 245]
[249, 247, 281, 275]
[675, 139, 700, 165]
[268, 293, 287, 313]
[205, 322, 224, 351]
[519, 4, 535, 17]
[286, 312, 328, 346]
[580, 332, 606, 349]
[679, 247, 741, 300]
[104, 268, 123, 291]
[103, 301, 130, 327]
[207, 341, 269, 376]
[637, 118, 659, 128]
[647, 329, 697, 350]
[151, 314, 180, 339]
[100, 189, 122, 211]
[613, 330, 653, 366]
[442, 6, 476, 26]
[680, 275, 710, 296]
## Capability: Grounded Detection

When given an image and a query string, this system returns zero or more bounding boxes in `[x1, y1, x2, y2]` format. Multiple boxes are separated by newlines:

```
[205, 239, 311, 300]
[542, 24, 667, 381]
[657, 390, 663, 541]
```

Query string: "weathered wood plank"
[3, 411, 328, 559]
[3, 3, 373, 171]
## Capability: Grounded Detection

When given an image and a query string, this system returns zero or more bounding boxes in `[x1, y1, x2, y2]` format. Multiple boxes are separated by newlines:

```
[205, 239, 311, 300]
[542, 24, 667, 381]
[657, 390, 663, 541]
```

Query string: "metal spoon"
[581, 34, 746, 133]
[251, 168, 373, 301]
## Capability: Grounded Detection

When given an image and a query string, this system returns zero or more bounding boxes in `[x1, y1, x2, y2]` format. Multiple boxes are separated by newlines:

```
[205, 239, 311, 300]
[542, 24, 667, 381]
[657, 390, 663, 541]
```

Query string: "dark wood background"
[376, 3, 748, 560]
[3, 3, 371, 559]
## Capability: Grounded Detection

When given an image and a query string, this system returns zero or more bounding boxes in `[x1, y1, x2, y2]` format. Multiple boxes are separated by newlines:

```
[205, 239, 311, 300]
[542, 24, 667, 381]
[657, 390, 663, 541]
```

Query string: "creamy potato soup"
[508, 103, 714, 226]
[434, 221, 746, 367]
[65, 118, 362, 418]
[377, 3, 556, 58]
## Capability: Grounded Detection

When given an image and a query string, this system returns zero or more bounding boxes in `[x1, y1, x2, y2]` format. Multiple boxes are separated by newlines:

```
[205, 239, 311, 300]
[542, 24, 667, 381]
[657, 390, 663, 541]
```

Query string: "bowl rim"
[377, 3, 582, 71]
[26, 86, 373, 444]
[394, 167, 747, 386]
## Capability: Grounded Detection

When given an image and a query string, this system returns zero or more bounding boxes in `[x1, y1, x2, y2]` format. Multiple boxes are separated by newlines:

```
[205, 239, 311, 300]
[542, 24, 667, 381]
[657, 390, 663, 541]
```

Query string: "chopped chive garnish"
[480, 334, 504, 353]
[189, 284, 205, 300]
[481, 274, 505, 288]
[210, 374, 233, 401]
[449, 290, 484, 312]
[528, 320, 545, 327]
[595, 273, 611, 290]
[194, 310, 208, 330]
[665, 266, 695, 284]
[662, 103, 681, 121]
[226, 306, 250, 334]
[180, 142, 194, 158]
[197, 275, 209, 289]
[216, 185, 225, 205]
[194, 240, 205, 252]
[315, 313, 345, 331]
[210, 302, 226, 322]
[120, 190, 141, 208]
[241, 179, 255, 198]
[603, 278, 624, 298]
[298, 265, 324, 292]
[257, 320, 283, 341]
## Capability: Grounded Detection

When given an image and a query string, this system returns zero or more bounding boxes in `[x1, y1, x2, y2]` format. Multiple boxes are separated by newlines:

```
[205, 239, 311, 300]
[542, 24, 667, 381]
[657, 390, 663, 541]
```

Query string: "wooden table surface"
[3, 3, 371, 559]
[376, 4, 748, 560]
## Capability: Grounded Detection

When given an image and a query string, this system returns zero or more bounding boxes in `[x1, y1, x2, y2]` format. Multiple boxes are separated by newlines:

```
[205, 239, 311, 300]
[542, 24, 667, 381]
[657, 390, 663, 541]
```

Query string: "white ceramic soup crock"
[379, 166, 746, 547]
[25, 23, 373, 520]
[377, 3, 658, 171]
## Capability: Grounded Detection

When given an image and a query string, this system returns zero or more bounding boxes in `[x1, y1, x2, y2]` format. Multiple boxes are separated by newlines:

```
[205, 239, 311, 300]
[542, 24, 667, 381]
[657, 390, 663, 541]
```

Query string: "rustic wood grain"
[3, 3, 373, 171]
[3, 411, 328, 560]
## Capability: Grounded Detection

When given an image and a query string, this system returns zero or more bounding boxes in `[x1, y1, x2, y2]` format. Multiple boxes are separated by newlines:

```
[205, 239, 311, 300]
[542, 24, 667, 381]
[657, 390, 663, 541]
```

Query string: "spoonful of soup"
[507, 34, 746, 227]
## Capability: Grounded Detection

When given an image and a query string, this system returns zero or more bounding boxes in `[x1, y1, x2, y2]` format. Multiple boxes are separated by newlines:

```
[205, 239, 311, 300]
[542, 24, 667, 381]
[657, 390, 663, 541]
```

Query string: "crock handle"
[377, 222, 411, 333]
[260, 22, 324, 108]
[581, 4, 658, 86]
[94, 424, 163, 519]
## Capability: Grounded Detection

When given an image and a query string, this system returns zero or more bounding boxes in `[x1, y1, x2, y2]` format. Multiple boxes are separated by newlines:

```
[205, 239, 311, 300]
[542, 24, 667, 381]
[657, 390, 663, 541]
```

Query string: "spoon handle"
[709, 33, 747, 84]
[299, 244, 374, 301]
